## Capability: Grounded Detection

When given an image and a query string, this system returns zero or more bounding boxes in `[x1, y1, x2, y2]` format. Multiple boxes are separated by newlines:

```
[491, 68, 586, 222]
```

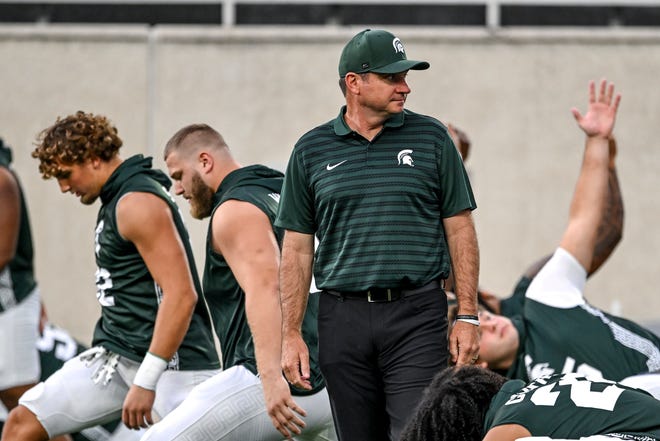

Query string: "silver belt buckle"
[367, 289, 392, 302]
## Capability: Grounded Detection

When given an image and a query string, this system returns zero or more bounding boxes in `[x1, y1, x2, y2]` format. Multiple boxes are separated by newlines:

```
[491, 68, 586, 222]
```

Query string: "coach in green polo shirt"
[276, 29, 480, 440]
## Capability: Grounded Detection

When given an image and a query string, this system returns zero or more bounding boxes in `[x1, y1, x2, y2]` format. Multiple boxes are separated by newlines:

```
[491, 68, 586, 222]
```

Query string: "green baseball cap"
[338, 29, 430, 78]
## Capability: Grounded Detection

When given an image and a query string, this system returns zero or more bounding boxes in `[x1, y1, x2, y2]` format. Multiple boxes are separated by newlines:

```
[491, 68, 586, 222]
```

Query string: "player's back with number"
[485, 373, 660, 440]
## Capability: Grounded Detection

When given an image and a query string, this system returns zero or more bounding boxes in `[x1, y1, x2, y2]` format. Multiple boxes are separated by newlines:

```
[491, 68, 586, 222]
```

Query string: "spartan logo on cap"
[397, 149, 414, 167]
[392, 37, 405, 54]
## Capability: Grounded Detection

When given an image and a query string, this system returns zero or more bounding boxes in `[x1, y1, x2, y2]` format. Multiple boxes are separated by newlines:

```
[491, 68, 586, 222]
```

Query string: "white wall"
[2, 25, 659, 342]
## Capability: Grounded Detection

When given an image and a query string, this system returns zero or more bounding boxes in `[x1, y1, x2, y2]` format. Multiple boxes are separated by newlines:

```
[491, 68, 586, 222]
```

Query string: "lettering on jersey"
[95, 267, 115, 306]
[558, 374, 623, 411]
[506, 375, 551, 405]
[525, 354, 556, 379]
[94, 219, 115, 306]
[168, 351, 180, 370]
[95, 220, 104, 256]
[268, 192, 280, 203]
[530, 383, 560, 406]
[37, 324, 78, 361]
[506, 374, 625, 411]
[525, 354, 604, 381]
[561, 356, 604, 380]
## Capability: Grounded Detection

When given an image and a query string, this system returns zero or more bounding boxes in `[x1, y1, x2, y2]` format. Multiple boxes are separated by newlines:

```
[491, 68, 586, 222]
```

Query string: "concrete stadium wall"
[1, 24, 659, 342]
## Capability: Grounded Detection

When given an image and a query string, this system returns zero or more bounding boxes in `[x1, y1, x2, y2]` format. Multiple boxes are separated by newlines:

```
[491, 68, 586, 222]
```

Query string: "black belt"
[325, 279, 444, 303]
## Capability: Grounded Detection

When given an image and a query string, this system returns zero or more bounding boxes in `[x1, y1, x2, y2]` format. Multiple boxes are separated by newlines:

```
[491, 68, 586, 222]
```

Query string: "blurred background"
[1, 0, 659, 342]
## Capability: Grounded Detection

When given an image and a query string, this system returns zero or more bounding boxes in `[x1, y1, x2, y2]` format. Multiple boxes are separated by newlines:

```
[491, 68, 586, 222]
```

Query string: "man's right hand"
[122, 384, 156, 430]
[263, 373, 307, 439]
[281, 332, 312, 390]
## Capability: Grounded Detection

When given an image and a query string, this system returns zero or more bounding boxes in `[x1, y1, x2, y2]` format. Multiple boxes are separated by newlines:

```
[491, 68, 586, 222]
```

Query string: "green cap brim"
[369, 59, 430, 74]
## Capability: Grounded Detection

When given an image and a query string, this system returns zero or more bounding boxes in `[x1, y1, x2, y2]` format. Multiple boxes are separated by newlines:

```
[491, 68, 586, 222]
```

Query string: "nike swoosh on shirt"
[326, 160, 348, 171]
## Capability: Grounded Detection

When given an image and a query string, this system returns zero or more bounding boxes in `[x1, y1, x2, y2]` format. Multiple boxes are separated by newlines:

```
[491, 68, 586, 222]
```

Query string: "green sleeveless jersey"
[276, 107, 476, 292]
[92, 155, 219, 370]
[507, 294, 660, 383]
[485, 373, 660, 440]
[499, 276, 532, 318]
[203, 165, 325, 395]
[0, 142, 37, 312]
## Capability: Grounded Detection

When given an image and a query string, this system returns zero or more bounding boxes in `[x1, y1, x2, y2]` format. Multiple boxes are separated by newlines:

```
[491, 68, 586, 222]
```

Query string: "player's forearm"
[245, 284, 285, 379]
[148, 287, 196, 359]
[590, 166, 623, 276]
[130, 287, 196, 391]
[444, 211, 480, 316]
[567, 136, 610, 236]
[560, 135, 610, 270]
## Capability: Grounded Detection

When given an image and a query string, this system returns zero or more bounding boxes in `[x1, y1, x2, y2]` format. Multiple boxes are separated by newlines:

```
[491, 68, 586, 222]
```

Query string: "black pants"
[318, 285, 448, 441]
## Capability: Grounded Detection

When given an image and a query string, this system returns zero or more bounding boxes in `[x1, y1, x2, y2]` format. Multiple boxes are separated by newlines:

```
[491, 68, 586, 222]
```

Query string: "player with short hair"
[140, 124, 336, 440]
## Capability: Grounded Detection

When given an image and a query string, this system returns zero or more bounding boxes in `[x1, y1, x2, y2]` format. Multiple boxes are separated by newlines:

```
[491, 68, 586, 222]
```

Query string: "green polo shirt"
[275, 106, 476, 292]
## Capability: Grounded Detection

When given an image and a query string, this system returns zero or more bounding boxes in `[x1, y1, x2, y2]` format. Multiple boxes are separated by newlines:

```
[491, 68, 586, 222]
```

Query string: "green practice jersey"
[276, 107, 476, 292]
[485, 373, 660, 440]
[0, 142, 37, 312]
[507, 250, 660, 383]
[91, 155, 219, 370]
[203, 165, 325, 395]
[499, 276, 532, 318]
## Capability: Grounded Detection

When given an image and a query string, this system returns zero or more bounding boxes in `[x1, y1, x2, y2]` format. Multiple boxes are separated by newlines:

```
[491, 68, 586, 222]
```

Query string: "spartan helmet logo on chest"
[397, 149, 414, 167]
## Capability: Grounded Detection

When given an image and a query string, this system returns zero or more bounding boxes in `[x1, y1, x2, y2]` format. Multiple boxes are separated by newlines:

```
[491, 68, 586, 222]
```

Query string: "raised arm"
[525, 136, 623, 279]
[561, 79, 621, 270]
[117, 192, 198, 429]
[279, 230, 315, 388]
[213, 200, 306, 439]
[589, 136, 623, 275]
